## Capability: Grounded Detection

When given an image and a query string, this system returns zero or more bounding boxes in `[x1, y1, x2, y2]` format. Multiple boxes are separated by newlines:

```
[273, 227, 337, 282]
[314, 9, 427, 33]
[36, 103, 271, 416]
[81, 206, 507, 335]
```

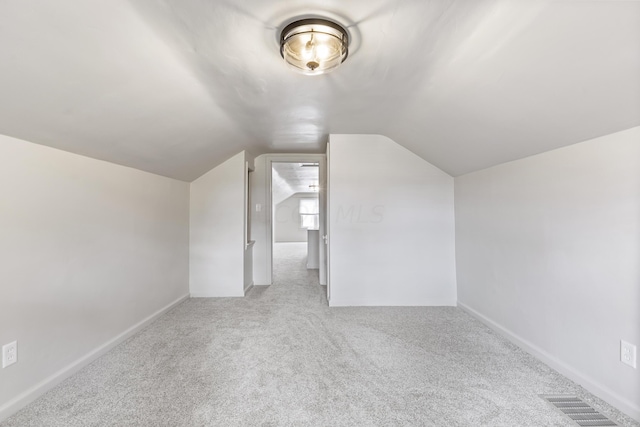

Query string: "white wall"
[0, 135, 190, 420]
[455, 127, 640, 420]
[328, 134, 457, 306]
[190, 151, 251, 297]
[275, 193, 318, 242]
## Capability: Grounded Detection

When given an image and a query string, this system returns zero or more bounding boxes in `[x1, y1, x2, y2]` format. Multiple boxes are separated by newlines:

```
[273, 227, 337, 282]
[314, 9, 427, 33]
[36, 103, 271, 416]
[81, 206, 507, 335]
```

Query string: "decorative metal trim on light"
[280, 18, 349, 76]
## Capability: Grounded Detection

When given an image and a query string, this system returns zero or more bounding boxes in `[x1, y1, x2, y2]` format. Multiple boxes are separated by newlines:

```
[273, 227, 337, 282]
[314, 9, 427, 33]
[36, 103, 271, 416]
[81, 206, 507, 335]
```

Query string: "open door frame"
[265, 153, 328, 290]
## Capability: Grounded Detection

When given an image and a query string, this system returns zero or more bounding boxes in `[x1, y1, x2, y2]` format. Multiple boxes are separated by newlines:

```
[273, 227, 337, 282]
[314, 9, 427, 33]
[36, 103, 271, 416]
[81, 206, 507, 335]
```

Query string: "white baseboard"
[0, 294, 190, 423]
[458, 301, 640, 422]
[328, 298, 457, 307]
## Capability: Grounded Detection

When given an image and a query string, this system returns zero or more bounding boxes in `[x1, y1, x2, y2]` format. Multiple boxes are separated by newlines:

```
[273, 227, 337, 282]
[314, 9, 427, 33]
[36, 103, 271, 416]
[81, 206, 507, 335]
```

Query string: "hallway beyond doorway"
[271, 242, 325, 303]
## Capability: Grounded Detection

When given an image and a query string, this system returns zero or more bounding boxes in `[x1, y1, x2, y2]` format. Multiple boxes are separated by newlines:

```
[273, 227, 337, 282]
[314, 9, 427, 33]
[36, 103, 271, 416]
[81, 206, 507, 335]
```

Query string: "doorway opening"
[266, 155, 328, 300]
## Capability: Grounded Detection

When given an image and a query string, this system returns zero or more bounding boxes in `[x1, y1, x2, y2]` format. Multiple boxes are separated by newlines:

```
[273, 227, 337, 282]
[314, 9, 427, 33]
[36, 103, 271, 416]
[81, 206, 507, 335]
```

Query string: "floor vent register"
[540, 395, 617, 426]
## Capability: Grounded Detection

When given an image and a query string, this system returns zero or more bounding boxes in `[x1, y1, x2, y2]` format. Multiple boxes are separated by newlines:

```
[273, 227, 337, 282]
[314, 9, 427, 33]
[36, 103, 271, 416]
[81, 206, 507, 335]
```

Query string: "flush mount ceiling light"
[280, 18, 349, 76]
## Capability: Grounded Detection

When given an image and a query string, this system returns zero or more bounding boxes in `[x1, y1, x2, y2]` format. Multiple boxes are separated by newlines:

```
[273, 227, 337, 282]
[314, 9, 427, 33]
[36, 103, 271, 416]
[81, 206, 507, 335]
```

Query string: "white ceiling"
[272, 162, 319, 205]
[1, 0, 638, 181]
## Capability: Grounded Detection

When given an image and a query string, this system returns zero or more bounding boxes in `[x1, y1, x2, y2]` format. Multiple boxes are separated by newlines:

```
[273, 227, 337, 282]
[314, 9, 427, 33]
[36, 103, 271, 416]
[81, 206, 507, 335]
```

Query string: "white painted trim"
[264, 153, 327, 286]
[328, 298, 457, 307]
[0, 294, 190, 423]
[458, 302, 640, 422]
[318, 148, 328, 287]
[245, 161, 253, 250]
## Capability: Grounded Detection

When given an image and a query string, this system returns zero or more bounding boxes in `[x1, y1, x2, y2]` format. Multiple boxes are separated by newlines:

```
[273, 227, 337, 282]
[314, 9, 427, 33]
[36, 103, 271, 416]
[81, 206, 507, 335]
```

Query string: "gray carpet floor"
[3, 242, 638, 426]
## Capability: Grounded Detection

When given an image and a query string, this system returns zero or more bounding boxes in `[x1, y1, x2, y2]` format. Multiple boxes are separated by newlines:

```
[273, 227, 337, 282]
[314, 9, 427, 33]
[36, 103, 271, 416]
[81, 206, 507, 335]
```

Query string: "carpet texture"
[3, 242, 638, 426]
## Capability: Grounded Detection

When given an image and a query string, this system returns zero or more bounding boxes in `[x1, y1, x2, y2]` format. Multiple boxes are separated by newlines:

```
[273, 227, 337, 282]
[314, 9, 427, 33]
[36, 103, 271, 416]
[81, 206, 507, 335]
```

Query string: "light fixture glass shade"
[280, 19, 349, 76]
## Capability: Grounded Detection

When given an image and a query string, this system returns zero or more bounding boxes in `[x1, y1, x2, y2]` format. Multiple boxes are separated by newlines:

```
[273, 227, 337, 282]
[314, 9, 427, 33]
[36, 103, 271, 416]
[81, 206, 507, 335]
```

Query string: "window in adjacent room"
[299, 197, 319, 230]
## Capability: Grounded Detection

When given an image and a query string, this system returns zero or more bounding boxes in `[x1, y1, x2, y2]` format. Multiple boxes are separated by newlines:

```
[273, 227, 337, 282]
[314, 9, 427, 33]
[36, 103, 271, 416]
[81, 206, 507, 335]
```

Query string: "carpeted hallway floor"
[3, 242, 638, 426]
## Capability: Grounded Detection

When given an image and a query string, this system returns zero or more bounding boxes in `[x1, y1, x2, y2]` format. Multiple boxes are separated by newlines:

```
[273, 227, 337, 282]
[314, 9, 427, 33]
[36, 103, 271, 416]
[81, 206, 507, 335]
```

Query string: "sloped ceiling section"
[272, 162, 319, 205]
[0, 1, 251, 180]
[0, 0, 638, 181]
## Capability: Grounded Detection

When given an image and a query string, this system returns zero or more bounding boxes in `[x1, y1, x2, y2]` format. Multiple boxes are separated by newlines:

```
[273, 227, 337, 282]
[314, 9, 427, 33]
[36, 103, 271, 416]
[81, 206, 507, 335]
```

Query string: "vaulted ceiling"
[1, 0, 638, 181]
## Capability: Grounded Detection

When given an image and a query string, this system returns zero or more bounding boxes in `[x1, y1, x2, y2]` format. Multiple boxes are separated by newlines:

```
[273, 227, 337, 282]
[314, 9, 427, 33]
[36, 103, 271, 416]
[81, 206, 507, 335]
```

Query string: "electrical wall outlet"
[621, 340, 637, 369]
[2, 341, 17, 368]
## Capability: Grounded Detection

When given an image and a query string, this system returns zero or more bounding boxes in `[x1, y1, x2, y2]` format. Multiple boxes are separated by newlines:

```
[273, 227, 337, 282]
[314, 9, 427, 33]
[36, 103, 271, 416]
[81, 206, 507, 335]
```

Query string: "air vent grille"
[540, 395, 617, 426]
